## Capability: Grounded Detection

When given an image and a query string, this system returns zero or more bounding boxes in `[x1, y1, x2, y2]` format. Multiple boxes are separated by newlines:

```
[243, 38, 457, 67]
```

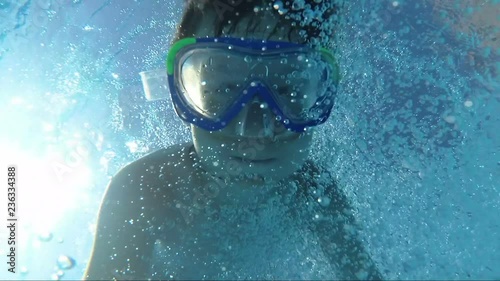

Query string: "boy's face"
[189, 9, 314, 184]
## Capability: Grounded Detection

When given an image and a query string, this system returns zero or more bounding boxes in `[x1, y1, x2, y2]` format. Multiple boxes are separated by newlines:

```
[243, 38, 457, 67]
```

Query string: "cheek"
[275, 132, 313, 155]
[192, 127, 217, 154]
[192, 126, 234, 154]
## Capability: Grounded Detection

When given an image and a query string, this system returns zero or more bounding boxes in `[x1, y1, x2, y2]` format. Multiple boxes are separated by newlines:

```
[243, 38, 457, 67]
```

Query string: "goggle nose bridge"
[237, 80, 287, 117]
[247, 83, 270, 105]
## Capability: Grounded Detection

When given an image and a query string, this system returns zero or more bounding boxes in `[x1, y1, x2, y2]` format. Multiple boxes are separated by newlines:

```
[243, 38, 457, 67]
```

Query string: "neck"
[188, 145, 277, 184]
[187, 145, 288, 205]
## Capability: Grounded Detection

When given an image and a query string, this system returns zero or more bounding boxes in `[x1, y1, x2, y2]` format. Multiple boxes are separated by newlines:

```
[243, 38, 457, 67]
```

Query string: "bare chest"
[150, 196, 336, 280]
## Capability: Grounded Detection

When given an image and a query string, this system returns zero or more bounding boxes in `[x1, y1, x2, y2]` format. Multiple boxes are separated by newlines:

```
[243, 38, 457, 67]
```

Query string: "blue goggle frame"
[166, 37, 340, 132]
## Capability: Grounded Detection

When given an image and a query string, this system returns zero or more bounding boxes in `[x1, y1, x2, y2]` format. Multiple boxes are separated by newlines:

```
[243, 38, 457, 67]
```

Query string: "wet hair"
[175, 0, 338, 48]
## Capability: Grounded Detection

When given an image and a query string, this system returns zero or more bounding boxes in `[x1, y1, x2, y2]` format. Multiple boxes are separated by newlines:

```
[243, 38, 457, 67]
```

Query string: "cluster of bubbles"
[310, 0, 497, 279]
[17, 232, 76, 280]
[271, 0, 339, 48]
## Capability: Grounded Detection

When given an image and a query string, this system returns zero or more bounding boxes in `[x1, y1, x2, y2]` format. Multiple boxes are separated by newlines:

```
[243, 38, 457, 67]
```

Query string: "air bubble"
[318, 196, 331, 207]
[38, 231, 53, 242]
[444, 116, 456, 124]
[56, 255, 76, 270]
[20, 266, 28, 275]
[292, 0, 305, 10]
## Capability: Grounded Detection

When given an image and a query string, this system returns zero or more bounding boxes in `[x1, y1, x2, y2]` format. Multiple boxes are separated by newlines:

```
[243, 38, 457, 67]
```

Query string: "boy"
[84, 0, 382, 279]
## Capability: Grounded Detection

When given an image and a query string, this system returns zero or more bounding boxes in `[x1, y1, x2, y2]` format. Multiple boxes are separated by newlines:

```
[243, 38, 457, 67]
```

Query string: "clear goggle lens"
[177, 47, 335, 124]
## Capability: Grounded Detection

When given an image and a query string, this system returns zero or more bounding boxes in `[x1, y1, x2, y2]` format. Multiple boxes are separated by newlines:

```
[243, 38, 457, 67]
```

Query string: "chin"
[219, 153, 307, 184]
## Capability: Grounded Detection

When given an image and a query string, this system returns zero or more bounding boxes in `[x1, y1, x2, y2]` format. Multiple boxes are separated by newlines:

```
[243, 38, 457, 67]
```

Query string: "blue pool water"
[0, 0, 498, 280]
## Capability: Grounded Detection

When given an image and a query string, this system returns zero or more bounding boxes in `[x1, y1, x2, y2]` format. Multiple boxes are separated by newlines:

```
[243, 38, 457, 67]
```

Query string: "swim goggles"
[166, 37, 340, 132]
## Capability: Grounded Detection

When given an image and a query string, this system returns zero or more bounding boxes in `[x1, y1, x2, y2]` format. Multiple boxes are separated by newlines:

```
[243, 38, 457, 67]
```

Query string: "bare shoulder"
[107, 142, 194, 203]
[83, 142, 195, 280]
[113, 142, 193, 183]
[106, 141, 204, 232]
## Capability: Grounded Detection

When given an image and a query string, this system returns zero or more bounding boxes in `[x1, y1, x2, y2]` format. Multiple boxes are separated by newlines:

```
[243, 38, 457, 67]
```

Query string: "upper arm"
[316, 183, 383, 280]
[83, 168, 157, 280]
[300, 162, 383, 280]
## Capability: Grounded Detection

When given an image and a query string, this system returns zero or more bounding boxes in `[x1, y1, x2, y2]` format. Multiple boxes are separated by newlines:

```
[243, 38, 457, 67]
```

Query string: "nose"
[233, 96, 279, 138]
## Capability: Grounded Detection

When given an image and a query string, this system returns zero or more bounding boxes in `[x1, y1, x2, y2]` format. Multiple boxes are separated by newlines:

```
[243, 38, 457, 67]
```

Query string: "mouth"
[220, 131, 301, 143]
[230, 156, 275, 164]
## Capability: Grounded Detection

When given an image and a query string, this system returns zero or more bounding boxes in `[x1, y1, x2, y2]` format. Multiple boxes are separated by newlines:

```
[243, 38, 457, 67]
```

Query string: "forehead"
[194, 8, 301, 43]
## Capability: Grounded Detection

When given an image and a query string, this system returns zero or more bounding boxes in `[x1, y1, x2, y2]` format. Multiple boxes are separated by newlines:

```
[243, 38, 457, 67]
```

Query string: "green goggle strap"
[167, 38, 196, 75]
[320, 47, 341, 83]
